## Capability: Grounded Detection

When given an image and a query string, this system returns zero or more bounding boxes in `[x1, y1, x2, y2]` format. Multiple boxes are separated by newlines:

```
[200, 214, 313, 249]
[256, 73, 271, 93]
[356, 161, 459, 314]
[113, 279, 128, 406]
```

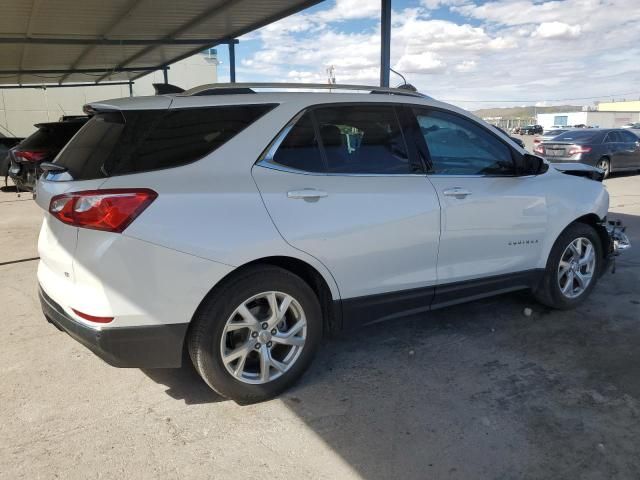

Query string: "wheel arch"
[188, 255, 342, 341]
[573, 213, 610, 258]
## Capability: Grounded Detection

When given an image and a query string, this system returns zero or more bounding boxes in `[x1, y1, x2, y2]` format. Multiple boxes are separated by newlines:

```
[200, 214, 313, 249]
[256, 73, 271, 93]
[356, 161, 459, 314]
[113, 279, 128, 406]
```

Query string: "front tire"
[534, 223, 603, 309]
[188, 266, 322, 403]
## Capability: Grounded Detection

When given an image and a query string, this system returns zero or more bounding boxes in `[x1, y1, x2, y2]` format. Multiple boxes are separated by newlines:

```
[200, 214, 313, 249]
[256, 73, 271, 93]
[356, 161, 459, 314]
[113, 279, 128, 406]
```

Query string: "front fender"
[536, 172, 609, 268]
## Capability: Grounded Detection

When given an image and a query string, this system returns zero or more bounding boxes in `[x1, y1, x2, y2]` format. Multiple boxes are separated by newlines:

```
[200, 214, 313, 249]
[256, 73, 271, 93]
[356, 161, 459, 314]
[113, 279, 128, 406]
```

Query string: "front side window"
[415, 109, 514, 176]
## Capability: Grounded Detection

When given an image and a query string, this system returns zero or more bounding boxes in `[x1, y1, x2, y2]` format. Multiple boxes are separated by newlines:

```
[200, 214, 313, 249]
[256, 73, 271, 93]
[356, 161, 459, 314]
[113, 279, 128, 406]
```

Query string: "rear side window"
[272, 113, 324, 172]
[55, 104, 275, 180]
[619, 130, 638, 142]
[315, 105, 412, 174]
[269, 104, 414, 175]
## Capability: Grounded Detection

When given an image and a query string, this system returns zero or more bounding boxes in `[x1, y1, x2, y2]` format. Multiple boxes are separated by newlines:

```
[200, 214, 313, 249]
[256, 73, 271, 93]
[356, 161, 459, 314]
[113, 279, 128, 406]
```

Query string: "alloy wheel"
[597, 158, 610, 177]
[220, 291, 307, 384]
[557, 237, 596, 299]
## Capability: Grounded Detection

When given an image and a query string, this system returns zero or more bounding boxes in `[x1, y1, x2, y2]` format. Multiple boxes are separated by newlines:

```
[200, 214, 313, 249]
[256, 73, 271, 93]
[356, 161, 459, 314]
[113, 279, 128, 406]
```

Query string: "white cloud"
[395, 52, 446, 73]
[533, 21, 581, 38]
[420, 0, 467, 9]
[315, 0, 381, 22]
[455, 60, 477, 72]
[236, 0, 640, 109]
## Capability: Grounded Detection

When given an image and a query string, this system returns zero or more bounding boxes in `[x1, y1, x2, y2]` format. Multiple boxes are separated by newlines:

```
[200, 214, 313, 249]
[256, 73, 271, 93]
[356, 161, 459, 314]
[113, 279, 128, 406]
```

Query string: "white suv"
[36, 83, 629, 403]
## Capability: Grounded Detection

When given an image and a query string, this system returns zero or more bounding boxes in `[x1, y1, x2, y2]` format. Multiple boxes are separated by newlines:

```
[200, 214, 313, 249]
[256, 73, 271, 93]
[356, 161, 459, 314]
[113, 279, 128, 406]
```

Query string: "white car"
[36, 83, 630, 402]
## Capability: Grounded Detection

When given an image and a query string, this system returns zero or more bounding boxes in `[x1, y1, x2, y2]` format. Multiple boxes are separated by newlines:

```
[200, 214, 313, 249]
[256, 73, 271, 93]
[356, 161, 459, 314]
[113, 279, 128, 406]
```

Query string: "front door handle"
[287, 189, 328, 200]
[443, 187, 472, 199]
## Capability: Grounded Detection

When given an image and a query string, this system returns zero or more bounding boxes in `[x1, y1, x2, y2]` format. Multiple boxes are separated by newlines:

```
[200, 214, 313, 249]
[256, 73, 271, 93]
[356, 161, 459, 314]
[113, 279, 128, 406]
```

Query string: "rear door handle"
[287, 189, 328, 200]
[443, 187, 472, 199]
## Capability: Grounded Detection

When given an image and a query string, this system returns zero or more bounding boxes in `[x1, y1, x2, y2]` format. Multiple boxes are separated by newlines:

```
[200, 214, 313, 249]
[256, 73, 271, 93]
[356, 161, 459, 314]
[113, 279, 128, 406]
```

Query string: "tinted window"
[21, 122, 85, 150]
[415, 110, 513, 175]
[553, 130, 600, 143]
[620, 130, 639, 142]
[313, 105, 413, 174]
[605, 131, 623, 143]
[271, 113, 324, 172]
[546, 129, 568, 137]
[55, 104, 275, 180]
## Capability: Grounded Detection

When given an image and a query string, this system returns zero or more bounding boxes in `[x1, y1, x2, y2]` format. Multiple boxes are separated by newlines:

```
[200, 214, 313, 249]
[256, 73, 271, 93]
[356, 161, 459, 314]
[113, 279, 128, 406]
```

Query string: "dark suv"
[535, 128, 640, 178]
[8, 117, 88, 191]
[520, 124, 543, 135]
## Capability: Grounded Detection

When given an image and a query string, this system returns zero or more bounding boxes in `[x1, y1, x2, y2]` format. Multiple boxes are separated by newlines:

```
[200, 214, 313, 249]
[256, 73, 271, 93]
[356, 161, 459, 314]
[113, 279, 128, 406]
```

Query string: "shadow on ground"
[145, 212, 640, 479]
[142, 361, 224, 405]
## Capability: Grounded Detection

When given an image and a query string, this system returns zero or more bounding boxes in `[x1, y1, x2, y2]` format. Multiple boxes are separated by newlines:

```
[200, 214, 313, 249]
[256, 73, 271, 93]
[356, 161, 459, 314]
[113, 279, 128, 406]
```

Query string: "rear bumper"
[39, 286, 188, 368]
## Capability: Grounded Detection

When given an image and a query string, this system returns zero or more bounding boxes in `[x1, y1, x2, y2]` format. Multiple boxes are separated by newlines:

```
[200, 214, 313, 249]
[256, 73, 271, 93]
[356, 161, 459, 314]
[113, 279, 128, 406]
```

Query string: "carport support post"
[228, 39, 238, 83]
[380, 0, 391, 87]
[128, 81, 133, 97]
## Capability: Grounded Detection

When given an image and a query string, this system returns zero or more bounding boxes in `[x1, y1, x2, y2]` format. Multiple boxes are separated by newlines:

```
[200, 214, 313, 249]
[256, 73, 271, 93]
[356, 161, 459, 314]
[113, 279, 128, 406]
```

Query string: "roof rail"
[182, 82, 429, 98]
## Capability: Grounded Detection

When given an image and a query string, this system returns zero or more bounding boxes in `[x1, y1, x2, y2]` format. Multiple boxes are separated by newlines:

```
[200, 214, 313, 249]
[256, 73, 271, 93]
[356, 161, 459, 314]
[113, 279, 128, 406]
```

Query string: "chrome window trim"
[256, 160, 428, 177]
[258, 106, 427, 177]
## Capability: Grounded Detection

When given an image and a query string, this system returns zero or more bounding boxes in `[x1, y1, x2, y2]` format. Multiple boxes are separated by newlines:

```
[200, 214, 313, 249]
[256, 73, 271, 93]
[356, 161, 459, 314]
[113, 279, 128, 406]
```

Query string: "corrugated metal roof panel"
[0, 0, 325, 85]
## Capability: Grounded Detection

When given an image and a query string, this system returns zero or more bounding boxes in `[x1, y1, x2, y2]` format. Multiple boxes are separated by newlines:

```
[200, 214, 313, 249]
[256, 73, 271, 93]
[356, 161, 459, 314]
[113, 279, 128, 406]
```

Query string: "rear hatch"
[35, 96, 172, 300]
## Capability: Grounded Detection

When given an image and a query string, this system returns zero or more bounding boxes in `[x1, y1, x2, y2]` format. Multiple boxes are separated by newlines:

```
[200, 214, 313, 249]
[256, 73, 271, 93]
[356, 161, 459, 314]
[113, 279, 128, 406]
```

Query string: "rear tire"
[188, 266, 322, 403]
[533, 223, 603, 309]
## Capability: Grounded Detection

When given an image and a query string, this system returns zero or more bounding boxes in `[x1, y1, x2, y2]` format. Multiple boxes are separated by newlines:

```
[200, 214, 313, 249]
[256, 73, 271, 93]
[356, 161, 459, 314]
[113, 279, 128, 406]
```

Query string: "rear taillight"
[49, 189, 157, 233]
[534, 145, 544, 155]
[14, 150, 47, 162]
[567, 146, 592, 156]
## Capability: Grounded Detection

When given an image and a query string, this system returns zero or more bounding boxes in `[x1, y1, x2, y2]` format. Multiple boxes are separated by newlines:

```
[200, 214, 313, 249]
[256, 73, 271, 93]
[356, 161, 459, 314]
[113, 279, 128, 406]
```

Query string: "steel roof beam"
[380, 0, 391, 87]
[0, 37, 223, 46]
[95, 0, 248, 83]
[124, 0, 326, 84]
[0, 67, 160, 75]
[59, 0, 147, 84]
[0, 81, 133, 89]
[18, 0, 44, 85]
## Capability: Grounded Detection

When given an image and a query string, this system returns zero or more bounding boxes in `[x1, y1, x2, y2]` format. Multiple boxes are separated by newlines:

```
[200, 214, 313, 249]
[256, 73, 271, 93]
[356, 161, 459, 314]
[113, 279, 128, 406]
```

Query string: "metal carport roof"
[0, 0, 324, 86]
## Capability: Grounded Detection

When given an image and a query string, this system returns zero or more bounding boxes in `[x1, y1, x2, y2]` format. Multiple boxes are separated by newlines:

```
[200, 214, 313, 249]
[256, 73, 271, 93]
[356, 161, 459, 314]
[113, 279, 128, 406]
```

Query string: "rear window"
[54, 104, 275, 180]
[552, 130, 601, 143]
[21, 122, 85, 150]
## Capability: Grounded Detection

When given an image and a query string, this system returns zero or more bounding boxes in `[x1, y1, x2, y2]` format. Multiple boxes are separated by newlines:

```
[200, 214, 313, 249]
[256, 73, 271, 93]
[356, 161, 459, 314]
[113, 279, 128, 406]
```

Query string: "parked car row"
[534, 128, 640, 178]
[511, 125, 544, 135]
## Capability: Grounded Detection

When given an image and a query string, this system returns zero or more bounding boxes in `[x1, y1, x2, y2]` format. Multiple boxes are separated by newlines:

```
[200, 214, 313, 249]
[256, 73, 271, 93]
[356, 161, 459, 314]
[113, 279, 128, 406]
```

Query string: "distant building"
[596, 100, 640, 112]
[536, 108, 640, 130]
[0, 51, 218, 137]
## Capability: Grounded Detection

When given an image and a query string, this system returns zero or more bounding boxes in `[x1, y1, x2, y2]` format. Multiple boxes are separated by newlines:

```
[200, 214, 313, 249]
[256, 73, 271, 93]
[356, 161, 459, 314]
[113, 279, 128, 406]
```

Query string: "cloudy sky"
[214, 0, 640, 110]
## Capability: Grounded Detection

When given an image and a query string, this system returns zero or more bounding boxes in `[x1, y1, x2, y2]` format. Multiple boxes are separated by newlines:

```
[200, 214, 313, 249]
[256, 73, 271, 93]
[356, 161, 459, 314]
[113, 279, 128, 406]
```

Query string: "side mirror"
[510, 136, 525, 148]
[519, 153, 548, 176]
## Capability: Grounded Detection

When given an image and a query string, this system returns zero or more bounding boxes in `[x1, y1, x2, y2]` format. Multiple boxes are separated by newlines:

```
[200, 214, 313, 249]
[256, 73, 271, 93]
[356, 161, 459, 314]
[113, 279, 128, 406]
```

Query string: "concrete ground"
[1, 175, 639, 480]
